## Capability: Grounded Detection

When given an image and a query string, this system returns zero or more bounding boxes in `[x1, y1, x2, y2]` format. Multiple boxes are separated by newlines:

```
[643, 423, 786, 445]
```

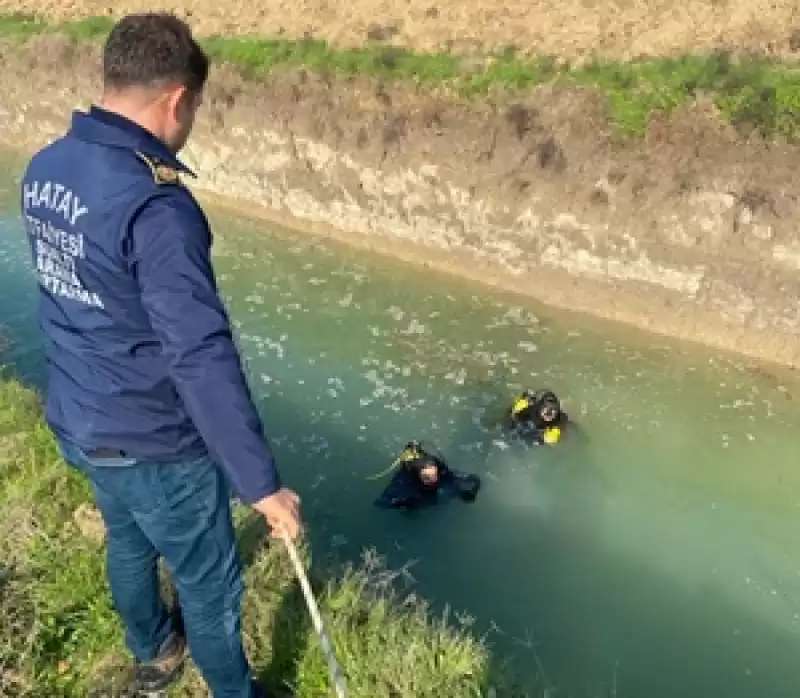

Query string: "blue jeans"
[58, 440, 259, 698]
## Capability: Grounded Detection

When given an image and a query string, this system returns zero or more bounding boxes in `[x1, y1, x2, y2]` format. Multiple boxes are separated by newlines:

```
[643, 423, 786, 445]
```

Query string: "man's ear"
[167, 84, 189, 118]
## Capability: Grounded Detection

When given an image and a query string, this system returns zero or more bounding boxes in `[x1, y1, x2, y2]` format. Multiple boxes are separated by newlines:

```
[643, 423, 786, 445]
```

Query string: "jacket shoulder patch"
[135, 151, 181, 186]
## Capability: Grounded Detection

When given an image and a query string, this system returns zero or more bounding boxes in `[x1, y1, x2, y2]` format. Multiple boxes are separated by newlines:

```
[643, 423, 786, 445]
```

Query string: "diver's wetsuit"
[374, 445, 481, 510]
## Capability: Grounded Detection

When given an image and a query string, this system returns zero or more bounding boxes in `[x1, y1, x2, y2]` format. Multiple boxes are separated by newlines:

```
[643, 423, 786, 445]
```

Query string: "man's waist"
[84, 447, 128, 459]
[46, 400, 207, 462]
[81, 442, 207, 461]
[65, 436, 207, 462]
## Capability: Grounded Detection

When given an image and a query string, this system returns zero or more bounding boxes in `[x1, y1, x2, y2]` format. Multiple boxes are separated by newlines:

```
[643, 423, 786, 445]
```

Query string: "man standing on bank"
[21, 13, 301, 698]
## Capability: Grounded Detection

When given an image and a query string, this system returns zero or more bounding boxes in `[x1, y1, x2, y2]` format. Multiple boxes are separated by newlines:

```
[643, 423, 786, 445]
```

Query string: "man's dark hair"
[103, 13, 209, 93]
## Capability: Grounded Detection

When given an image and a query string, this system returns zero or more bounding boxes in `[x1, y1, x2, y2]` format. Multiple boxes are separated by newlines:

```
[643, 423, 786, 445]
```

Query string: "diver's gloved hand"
[454, 474, 481, 502]
[252, 487, 303, 541]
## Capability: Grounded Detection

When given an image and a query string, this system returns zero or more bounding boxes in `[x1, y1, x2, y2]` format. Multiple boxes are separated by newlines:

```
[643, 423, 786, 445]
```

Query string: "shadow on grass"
[259, 578, 312, 695]
[237, 515, 313, 693]
[237, 505, 334, 694]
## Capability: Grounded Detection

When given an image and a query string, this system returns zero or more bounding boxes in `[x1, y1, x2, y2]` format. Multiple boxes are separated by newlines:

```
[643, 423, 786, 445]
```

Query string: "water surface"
[2, 163, 799, 698]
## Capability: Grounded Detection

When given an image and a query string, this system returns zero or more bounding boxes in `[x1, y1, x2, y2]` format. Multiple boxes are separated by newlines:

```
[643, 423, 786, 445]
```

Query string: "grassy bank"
[0, 376, 525, 697]
[1, 12, 800, 141]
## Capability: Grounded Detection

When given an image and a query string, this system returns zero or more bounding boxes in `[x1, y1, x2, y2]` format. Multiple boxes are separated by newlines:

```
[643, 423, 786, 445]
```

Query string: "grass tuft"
[0, 375, 525, 697]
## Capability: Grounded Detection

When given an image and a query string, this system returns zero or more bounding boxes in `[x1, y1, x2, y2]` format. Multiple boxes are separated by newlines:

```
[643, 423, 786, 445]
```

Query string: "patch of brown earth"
[2, 35, 799, 368]
[3, 0, 800, 60]
[73, 502, 105, 543]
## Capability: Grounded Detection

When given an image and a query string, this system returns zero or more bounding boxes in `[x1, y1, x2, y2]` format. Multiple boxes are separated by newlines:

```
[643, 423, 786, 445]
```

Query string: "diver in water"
[373, 441, 481, 510]
[506, 388, 568, 445]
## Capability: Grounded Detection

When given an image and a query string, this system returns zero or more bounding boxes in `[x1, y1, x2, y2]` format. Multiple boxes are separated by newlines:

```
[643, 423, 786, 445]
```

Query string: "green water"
[2, 164, 800, 697]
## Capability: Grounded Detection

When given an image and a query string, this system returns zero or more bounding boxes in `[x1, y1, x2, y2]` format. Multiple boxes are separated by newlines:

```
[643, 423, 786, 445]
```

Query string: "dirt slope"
[3, 0, 800, 60]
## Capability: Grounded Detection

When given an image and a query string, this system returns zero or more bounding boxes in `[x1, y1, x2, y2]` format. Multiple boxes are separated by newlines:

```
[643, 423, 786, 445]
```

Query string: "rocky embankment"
[1, 34, 800, 367]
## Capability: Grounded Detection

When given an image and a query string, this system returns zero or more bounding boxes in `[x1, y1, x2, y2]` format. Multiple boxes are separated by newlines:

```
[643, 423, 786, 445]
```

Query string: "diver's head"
[533, 390, 563, 427]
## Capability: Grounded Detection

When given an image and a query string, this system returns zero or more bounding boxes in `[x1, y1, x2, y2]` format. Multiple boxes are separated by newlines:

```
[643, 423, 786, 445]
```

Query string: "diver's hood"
[529, 390, 563, 428]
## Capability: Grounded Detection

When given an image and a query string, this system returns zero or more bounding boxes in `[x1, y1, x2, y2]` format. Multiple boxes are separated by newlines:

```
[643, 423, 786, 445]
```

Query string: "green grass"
[2, 11, 799, 139]
[0, 375, 527, 697]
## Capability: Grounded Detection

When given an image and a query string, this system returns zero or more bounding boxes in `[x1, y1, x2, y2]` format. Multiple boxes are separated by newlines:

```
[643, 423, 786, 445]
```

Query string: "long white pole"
[281, 530, 348, 698]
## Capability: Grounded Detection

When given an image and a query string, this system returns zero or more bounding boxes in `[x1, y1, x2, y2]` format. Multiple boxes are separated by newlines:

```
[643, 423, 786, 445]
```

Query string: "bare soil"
[3, 0, 800, 60]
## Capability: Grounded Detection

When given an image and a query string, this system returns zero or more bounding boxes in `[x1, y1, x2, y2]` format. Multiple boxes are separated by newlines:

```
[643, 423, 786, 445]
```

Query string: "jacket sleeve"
[129, 190, 281, 504]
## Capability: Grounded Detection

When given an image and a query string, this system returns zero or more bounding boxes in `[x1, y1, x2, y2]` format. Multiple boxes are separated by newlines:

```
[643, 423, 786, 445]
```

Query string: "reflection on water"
[2, 188, 800, 697]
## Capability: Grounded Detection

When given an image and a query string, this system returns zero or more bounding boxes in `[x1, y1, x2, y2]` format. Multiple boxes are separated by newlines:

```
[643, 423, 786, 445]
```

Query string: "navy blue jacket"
[20, 106, 280, 504]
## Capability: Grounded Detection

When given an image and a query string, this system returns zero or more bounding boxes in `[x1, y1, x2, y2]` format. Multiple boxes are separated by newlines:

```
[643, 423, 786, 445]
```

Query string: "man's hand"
[252, 487, 303, 540]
